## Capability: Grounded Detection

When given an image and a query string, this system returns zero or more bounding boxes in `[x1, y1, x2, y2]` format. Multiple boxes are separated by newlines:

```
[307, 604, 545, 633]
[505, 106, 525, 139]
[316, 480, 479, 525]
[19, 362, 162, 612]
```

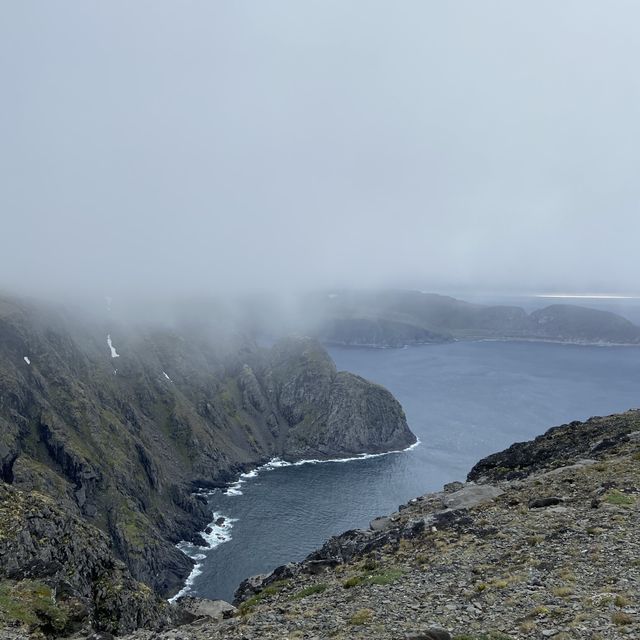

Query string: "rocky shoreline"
[122, 410, 640, 640]
[171, 439, 423, 602]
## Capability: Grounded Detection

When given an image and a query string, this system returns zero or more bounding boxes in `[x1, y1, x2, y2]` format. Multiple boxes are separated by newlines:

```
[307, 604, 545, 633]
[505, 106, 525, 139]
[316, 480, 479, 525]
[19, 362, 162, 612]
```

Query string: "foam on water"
[224, 484, 243, 496]
[223, 439, 421, 495]
[223, 468, 261, 496]
[289, 438, 422, 466]
[174, 440, 421, 597]
[169, 511, 236, 602]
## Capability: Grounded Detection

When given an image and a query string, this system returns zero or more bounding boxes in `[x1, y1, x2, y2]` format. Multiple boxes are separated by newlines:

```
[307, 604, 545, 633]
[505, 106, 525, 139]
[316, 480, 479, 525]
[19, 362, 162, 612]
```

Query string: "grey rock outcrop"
[0, 483, 172, 637]
[173, 597, 236, 621]
[441, 484, 504, 510]
[468, 410, 640, 482]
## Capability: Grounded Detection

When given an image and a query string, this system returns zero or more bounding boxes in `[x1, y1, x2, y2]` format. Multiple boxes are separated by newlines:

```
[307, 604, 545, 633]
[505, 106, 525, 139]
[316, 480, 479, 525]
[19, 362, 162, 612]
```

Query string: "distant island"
[296, 290, 640, 347]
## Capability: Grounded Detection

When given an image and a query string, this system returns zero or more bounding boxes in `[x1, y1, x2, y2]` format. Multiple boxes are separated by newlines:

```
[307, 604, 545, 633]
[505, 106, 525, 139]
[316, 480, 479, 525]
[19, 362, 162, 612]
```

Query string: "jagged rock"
[234, 573, 270, 603]
[468, 411, 640, 482]
[270, 337, 416, 458]
[0, 483, 172, 636]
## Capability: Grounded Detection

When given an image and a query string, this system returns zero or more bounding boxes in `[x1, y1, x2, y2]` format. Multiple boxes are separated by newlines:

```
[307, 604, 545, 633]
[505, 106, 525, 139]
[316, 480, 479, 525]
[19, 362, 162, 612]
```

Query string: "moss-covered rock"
[0, 483, 172, 637]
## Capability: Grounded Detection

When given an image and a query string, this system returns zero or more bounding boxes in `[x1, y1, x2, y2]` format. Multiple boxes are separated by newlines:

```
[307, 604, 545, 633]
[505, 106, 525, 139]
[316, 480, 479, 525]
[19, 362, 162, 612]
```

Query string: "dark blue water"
[185, 340, 640, 602]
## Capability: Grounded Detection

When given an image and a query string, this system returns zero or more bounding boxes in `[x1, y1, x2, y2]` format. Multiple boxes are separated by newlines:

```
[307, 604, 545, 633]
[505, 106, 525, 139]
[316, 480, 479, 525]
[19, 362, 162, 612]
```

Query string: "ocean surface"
[177, 338, 640, 602]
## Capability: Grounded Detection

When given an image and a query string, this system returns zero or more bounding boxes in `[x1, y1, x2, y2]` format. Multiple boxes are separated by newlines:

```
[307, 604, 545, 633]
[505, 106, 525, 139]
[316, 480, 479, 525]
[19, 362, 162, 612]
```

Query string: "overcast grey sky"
[1, 1, 639, 297]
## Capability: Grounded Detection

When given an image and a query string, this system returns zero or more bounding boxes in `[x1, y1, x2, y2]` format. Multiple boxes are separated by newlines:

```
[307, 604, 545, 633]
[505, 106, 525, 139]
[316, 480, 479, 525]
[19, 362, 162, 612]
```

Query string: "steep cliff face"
[0, 483, 173, 637]
[268, 338, 414, 458]
[0, 297, 415, 601]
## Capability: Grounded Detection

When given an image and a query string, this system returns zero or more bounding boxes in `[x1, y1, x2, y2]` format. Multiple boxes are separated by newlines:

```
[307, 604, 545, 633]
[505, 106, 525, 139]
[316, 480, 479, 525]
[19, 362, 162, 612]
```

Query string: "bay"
[184, 339, 640, 602]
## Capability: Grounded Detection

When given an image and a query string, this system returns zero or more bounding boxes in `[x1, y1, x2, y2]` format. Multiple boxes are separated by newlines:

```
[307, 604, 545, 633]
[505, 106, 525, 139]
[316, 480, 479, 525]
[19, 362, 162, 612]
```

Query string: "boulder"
[405, 629, 451, 640]
[174, 597, 236, 621]
[442, 484, 504, 510]
[528, 496, 564, 509]
[370, 516, 393, 531]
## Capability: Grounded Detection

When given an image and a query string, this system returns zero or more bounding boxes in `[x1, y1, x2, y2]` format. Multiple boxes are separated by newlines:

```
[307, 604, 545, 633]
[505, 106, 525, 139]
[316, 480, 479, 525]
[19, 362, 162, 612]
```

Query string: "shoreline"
[224, 437, 421, 497]
[326, 336, 640, 350]
[168, 512, 237, 603]
[169, 438, 422, 600]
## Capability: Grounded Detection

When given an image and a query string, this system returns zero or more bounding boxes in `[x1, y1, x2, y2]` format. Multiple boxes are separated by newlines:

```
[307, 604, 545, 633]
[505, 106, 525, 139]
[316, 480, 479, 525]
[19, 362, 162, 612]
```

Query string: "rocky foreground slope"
[124, 410, 640, 640]
[0, 295, 414, 635]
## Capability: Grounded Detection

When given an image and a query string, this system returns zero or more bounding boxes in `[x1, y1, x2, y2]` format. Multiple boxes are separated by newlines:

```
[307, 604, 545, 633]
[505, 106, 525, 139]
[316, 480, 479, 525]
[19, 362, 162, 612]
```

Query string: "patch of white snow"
[107, 334, 120, 358]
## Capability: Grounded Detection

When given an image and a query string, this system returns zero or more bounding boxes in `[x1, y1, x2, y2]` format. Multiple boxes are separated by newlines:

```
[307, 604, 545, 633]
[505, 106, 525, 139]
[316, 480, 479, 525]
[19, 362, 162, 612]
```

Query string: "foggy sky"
[2, 1, 640, 297]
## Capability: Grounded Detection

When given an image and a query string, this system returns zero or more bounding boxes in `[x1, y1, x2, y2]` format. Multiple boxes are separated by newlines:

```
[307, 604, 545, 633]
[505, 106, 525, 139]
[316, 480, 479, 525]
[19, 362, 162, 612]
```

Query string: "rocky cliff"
[121, 410, 640, 639]
[0, 482, 173, 637]
[0, 295, 415, 621]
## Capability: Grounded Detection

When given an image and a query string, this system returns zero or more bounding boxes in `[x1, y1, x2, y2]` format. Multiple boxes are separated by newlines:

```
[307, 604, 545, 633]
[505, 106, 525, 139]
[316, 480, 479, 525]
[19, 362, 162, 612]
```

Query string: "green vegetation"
[0, 580, 69, 633]
[347, 608, 373, 625]
[604, 489, 635, 506]
[361, 558, 378, 571]
[343, 567, 405, 589]
[614, 594, 631, 607]
[238, 580, 291, 613]
[611, 611, 633, 626]
[343, 576, 364, 588]
[290, 583, 327, 600]
[117, 503, 150, 549]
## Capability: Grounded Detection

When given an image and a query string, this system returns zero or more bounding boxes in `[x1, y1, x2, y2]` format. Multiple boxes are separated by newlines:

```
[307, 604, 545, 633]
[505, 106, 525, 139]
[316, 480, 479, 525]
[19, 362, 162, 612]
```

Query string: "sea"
[172, 295, 640, 602]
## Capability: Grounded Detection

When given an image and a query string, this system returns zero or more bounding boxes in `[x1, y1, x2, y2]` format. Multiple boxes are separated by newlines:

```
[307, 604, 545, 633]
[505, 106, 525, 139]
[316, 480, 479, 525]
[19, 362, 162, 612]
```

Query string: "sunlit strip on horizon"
[534, 294, 640, 300]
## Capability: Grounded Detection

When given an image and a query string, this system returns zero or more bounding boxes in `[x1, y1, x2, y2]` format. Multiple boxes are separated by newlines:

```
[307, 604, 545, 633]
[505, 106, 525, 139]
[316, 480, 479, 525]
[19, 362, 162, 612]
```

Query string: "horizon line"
[534, 294, 640, 300]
